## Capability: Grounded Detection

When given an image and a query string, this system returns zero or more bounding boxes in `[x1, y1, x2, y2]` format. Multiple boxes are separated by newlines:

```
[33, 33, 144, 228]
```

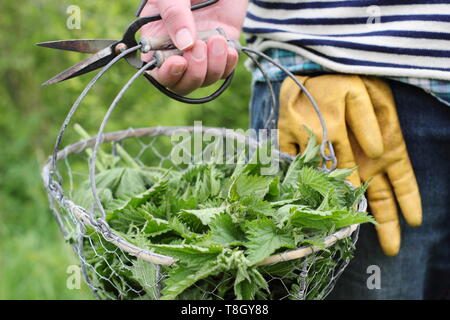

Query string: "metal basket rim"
[41, 126, 367, 267]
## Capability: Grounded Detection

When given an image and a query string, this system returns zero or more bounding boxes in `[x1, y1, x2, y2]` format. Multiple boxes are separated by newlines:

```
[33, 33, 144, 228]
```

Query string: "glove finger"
[367, 173, 401, 256]
[332, 139, 361, 187]
[346, 76, 384, 159]
[278, 76, 310, 156]
[279, 141, 300, 156]
[386, 157, 422, 227]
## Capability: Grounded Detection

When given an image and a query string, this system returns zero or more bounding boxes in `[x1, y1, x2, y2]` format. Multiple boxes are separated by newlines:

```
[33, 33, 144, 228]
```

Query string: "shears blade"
[39, 43, 117, 86]
[38, 40, 118, 86]
[37, 39, 117, 54]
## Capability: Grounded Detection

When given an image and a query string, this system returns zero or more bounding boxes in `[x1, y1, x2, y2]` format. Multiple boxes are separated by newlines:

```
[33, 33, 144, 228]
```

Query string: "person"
[139, 0, 450, 299]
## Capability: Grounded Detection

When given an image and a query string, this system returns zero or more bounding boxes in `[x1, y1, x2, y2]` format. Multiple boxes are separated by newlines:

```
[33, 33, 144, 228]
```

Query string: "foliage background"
[0, 0, 252, 299]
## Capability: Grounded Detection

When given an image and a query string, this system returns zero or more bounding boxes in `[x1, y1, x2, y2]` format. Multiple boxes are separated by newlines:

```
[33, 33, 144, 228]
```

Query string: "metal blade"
[42, 46, 115, 86]
[37, 39, 117, 54]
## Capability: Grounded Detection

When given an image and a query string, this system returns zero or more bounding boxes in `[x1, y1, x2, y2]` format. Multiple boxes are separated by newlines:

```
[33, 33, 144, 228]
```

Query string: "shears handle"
[145, 28, 239, 104]
[148, 28, 241, 68]
[141, 28, 233, 53]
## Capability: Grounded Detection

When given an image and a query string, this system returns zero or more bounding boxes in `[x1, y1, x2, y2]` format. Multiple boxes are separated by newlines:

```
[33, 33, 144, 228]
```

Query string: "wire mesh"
[42, 127, 364, 300]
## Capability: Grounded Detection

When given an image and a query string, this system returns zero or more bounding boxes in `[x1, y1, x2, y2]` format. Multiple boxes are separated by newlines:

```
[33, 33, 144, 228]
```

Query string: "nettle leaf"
[273, 204, 307, 227]
[131, 236, 160, 299]
[168, 216, 196, 239]
[229, 174, 274, 200]
[73, 168, 124, 209]
[148, 244, 223, 266]
[347, 178, 372, 208]
[244, 218, 296, 265]
[234, 267, 269, 300]
[78, 130, 375, 300]
[328, 167, 357, 181]
[106, 179, 168, 220]
[161, 258, 224, 300]
[229, 251, 269, 300]
[115, 168, 150, 199]
[288, 206, 375, 231]
[140, 211, 171, 237]
[180, 206, 228, 226]
[209, 214, 247, 246]
[270, 198, 302, 207]
[268, 175, 281, 197]
[299, 167, 334, 196]
[95, 168, 126, 191]
[239, 197, 275, 217]
[281, 130, 320, 188]
[332, 211, 377, 229]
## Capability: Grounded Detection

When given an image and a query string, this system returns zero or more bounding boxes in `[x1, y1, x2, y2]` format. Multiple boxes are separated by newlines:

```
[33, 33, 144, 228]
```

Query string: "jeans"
[250, 78, 450, 300]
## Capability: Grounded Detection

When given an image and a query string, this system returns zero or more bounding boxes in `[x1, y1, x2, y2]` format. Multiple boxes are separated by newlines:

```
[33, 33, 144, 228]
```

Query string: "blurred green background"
[0, 0, 251, 299]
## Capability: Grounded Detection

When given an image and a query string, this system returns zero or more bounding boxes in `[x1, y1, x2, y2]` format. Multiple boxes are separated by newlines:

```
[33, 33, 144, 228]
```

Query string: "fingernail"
[171, 63, 186, 75]
[175, 28, 194, 50]
[191, 44, 206, 61]
[212, 39, 226, 56]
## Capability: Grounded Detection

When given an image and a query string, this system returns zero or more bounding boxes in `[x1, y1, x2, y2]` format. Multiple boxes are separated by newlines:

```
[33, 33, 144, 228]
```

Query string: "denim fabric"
[249, 78, 450, 300]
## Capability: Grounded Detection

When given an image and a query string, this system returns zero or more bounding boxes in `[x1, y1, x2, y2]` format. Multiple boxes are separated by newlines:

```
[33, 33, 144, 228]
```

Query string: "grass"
[0, 0, 251, 300]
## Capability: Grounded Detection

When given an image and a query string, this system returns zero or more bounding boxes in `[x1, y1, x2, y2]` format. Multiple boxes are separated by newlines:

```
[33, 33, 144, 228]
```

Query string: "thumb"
[157, 0, 197, 50]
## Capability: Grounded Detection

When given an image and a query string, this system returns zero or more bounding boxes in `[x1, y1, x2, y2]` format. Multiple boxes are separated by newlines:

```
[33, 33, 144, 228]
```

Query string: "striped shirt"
[243, 0, 450, 105]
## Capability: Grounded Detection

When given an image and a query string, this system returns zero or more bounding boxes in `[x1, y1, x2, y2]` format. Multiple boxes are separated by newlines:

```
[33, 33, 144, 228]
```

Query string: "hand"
[140, 0, 248, 96]
[278, 75, 422, 256]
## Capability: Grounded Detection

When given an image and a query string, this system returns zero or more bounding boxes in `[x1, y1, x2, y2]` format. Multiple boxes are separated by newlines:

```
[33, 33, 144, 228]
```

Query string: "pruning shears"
[37, 0, 238, 92]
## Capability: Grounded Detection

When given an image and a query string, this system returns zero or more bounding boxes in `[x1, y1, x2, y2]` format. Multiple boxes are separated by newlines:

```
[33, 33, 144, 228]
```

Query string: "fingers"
[367, 174, 401, 256]
[147, 38, 237, 95]
[202, 36, 236, 87]
[346, 76, 384, 159]
[387, 156, 423, 227]
[279, 141, 300, 156]
[223, 47, 239, 78]
[148, 55, 187, 88]
[157, 0, 197, 51]
[332, 139, 362, 187]
[169, 40, 208, 96]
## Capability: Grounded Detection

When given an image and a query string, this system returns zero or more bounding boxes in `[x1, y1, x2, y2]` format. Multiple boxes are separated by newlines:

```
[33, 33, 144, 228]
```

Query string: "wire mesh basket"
[41, 21, 367, 300]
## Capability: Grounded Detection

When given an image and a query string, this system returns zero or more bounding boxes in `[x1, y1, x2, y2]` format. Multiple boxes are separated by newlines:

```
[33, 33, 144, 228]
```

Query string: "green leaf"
[348, 178, 372, 208]
[140, 211, 171, 237]
[161, 258, 224, 300]
[301, 127, 321, 162]
[209, 214, 247, 246]
[131, 255, 160, 300]
[147, 244, 223, 266]
[268, 175, 281, 197]
[115, 168, 150, 199]
[168, 216, 196, 239]
[328, 167, 357, 181]
[106, 179, 168, 220]
[288, 205, 376, 231]
[273, 204, 307, 227]
[234, 267, 268, 300]
[299, 167, 334, 196]
[230, 174, 274, 200]
[244, 218, 296, 265]
[180, 206, 228, 226]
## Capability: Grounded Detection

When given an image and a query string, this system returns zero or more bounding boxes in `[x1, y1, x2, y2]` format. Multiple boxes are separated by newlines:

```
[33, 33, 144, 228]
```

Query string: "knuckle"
[190, 73, 205, 84]
[160, 3, 182, 24]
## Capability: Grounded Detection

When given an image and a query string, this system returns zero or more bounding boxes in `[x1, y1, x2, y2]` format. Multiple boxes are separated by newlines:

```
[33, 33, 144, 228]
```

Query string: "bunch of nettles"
[73, 134, 374, 300]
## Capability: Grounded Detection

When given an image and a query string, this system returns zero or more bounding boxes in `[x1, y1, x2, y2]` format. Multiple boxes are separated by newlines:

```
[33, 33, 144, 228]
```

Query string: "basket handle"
[242, 48, 337, 171]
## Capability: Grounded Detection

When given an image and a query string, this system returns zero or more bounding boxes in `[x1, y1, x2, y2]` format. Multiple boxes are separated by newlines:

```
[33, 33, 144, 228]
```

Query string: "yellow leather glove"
[278, 75, 422, 256]
[279, 75, 385, 187]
